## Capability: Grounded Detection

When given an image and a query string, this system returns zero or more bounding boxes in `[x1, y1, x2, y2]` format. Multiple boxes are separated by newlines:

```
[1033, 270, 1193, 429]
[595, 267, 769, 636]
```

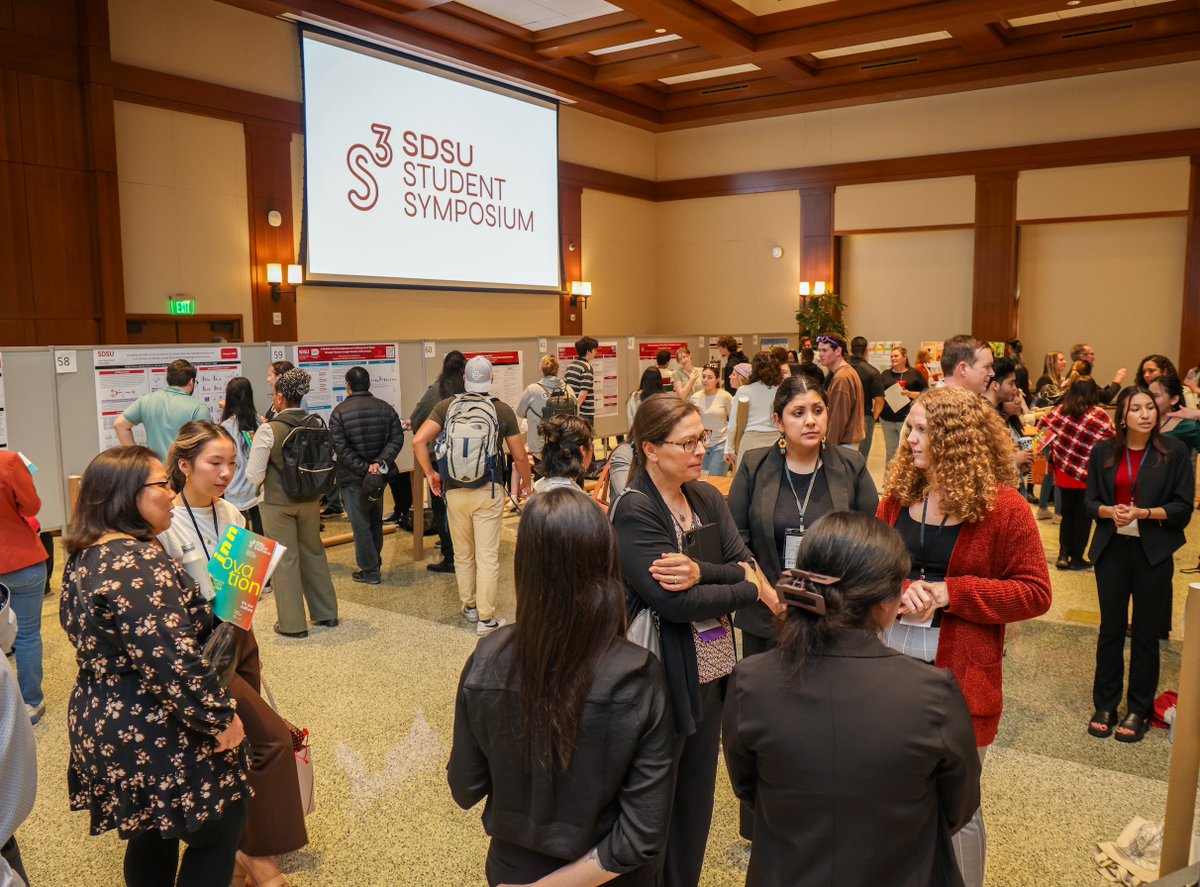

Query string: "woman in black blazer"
[611, 394, 781, 887]
[722, 512, 981, 887]
[727, 375, 879, 658]
[1085, 387, 1195, 743]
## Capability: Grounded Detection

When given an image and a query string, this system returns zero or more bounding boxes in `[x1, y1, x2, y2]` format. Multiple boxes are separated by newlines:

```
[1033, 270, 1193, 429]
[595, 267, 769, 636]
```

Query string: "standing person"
[1005, 339, 1031, 399]
[1085, 388, 1194, 742]
[219, 376, 264, 535]
[329, 366, 405, 586]
[1039, 378, 1114, 570]
[158, 422, 308, 887]
[0, 450, 48, 725]
[515, 354, 574, 461]
[1135, 354, 1178, 390]
[847, 336, 885, 460]
[879, 346, 927, 466]
[717, 335, 749, 394]
[878, 387, 1052, 887]
[1033, 351, 1069, 409]
[263, 361, 292, 422]
[672, 347, 701, 399]
[1151, 374, 1200, 453]
[449, 489, 674, 886]
[1, 652, 37, 887]
[915, 348, 932, 384]
[531, 416, 593, 494]
[60, 446, 250, 887]
[639, 353, 670, 401]
[729, 352, 782, 469]
[246, 369, 339, 638]
[564, 336, 599, 426]
[816, 334, 864, 448]
[412, 356, 532, 638]
[113, 359, 211, 461]
[1070, 343, 1127, 404]
[690, 366, 734, 477]
[940, 335, 995, 396]
[411, 351, 467, 574]
[984, 358, 1036, 483]
[610, 394, 781, 887]
[722, 513, 981, 887]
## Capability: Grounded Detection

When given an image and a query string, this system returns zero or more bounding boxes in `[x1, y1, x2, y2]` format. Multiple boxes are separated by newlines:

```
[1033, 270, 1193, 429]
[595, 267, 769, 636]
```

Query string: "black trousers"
[1093, 536, 1175, 715]
[665, 678, 724, 887]
[1057, 487, 1092, 562]
[1, 835, 27, 886]
[386, 470, 413, 517]
[123, 798, 247, 887]
[736, 634, 774, 841]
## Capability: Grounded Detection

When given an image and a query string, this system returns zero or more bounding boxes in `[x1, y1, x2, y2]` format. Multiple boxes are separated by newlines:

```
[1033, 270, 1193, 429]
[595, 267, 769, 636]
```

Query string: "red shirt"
[1115, 446, 1146, 507]
[0, 451, 47, 573]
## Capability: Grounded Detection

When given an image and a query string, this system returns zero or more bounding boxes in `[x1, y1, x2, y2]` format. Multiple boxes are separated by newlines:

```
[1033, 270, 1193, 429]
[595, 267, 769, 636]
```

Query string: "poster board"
[93, 346, 242, 449]
[707, 335, 744, 365]
[637, 340, 690, 379]
[867, 340, 902, 371]
[556, 341, 619, 418]
[761, 336, 790, 351]
[920, 341, 944, 382]
[2, 348, 65, 530]
[463, 350, 524, 411]
[292, 342, 402, 423]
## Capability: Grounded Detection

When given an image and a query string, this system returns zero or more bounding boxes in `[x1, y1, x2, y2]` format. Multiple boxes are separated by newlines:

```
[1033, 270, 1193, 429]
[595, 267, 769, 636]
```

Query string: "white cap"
[464, 356, 493, 393]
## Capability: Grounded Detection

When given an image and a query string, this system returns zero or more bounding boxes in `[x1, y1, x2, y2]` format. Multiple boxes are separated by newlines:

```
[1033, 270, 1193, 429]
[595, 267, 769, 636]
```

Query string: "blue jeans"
[341, 480, 384, 580]
[4, 562, 47, 708]
[701, 447, 729, 477]
[1037, 473, 1061, 512]
[858, 413, 876, 460]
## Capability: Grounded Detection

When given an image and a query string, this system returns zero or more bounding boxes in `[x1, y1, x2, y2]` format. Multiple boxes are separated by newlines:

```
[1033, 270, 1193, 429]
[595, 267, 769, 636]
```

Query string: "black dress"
[60, 539, 251, 838]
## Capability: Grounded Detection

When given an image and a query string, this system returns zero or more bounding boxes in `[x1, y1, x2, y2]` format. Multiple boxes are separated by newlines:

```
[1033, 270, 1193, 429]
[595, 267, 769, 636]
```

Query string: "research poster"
[556, 341, 618, 418]
[464, 350, 523, 411]
[867, 341, 903, 371]
[0, 352, 7, 449]
[638, 341, 690, 377]
[94, 347, 242, 449]
[761, 336, 790, 351]
[293, 343, 401, 423]
[920, 341, 944, 382]
[707, 336, 744, 366]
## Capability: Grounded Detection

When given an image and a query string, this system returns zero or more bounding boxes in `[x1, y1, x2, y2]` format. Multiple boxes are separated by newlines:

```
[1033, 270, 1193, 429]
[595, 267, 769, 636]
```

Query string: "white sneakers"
[462, 605, 479, 623]
[27, 702, 45, 725]
[476, 618, 507, 637]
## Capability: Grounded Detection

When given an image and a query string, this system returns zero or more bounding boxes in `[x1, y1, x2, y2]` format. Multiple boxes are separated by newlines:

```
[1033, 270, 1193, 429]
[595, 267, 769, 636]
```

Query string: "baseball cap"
[464, 356, 493, 393]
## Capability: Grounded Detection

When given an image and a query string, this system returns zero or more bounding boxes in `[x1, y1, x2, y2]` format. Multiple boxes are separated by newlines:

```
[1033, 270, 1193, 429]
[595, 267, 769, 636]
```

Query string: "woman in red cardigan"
[877, 386, 1051, 887]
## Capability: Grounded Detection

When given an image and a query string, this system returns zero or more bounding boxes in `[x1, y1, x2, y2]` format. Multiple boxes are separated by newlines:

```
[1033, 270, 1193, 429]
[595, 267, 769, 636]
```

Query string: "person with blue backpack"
[412, 356, 532, 637]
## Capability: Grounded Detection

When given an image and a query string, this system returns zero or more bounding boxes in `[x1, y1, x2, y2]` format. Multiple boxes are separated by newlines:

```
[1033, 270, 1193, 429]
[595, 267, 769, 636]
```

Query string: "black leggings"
[123, 798, 246, 887]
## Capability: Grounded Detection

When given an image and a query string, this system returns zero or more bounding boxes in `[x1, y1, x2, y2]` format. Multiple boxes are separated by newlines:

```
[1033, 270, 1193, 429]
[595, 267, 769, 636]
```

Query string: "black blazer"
[722, 631, 981, 887]
[727, 444, 879, 639]
[1085, 436, 1194, 566]
[611, 470, 759, 735]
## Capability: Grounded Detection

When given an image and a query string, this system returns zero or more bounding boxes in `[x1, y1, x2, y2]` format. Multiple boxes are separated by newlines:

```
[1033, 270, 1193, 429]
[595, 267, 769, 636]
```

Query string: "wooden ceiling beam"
[949, 22, 1008, 52]
[756, 56, 816, 82]
[534, 20, 663, 58]
[609, 0, 755, 55]
[592, 46, 727, 84]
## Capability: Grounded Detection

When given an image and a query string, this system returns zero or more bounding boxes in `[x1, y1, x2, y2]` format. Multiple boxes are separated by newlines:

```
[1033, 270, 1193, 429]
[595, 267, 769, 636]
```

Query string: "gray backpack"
[435, 393, 501, 488]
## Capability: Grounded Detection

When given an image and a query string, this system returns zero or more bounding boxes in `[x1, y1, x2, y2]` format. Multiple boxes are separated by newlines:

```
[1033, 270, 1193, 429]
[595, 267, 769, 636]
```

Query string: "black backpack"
[540, 382, 578, 422]
[272, 414, 336, 500]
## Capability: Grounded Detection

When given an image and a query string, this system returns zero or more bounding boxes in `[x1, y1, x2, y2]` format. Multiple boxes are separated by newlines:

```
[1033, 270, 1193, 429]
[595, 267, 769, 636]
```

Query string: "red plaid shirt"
[1039, 405, 1114, 483]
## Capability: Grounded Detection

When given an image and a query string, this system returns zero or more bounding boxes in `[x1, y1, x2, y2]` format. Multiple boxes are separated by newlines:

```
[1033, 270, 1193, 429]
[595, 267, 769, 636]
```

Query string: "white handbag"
[0, 584, 16, 656]
[626, 606, 661, 659]
[260, 671, 316, 816]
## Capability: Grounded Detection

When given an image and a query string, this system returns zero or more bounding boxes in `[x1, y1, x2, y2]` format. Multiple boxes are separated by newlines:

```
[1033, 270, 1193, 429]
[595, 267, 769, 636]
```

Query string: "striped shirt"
[564, 359, 594, 419]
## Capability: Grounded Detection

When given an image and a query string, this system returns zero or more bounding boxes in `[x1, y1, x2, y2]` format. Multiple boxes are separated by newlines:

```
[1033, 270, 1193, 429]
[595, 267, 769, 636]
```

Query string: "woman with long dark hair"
[410, 351, 467, 573]
[449, 488, 674, 886]
[1085, 388, 1194, 742]
[1135, 354, 1178, 390]
[723, 512, 980, 886]
[611, 394, 780, 887]
[219, 376, 264, 534]
[1039, 377, 1114, 570]
[60, 446, 249, 886]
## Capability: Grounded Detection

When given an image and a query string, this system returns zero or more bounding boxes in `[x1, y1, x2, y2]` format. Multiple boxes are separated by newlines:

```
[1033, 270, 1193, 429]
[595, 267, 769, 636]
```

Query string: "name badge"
[692, 618, 727, 643]
[783, 527, 805, 570]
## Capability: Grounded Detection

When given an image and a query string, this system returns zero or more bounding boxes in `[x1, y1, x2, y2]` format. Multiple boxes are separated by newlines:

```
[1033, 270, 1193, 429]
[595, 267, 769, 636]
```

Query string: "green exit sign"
[169, 297, 196, 316]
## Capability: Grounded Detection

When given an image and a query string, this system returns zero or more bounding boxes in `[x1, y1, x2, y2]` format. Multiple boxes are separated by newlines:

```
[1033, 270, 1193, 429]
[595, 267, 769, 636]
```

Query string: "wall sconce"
[568, 280, 592, 308]
[798, 281, 827, 299]
[266, 263, 304, 301]
[287, 264, 303, 286]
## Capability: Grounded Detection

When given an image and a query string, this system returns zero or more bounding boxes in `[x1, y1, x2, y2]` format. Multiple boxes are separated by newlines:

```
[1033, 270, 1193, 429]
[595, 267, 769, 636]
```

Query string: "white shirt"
[245, 408, 306, 487]
[736, 382, 778, 438]
[691, 389, 734, 450]
[157, 497, 246, 600]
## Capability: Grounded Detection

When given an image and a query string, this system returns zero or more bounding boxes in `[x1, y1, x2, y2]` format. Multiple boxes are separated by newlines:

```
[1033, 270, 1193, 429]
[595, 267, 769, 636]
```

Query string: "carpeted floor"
[12, 433, 1200, 886]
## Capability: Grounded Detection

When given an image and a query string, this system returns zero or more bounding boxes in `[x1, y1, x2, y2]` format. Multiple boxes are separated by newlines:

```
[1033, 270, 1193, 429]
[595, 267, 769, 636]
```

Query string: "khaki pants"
[260, 499, 338, 634]
[445, 484, 505, 622]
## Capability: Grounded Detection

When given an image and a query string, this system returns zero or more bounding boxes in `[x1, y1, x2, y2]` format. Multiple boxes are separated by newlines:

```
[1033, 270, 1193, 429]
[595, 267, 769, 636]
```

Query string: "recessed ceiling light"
[1066, 2, 1081, 6]
[655, 27, 667, 33]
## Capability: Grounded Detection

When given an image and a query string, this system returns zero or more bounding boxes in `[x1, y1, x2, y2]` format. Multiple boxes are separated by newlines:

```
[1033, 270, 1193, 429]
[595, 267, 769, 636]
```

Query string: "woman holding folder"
[159, 421, 307, 887]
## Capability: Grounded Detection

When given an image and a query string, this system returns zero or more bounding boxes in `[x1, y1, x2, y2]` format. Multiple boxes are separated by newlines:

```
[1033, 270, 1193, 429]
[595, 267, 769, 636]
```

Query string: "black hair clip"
[775, 569, 841, 616]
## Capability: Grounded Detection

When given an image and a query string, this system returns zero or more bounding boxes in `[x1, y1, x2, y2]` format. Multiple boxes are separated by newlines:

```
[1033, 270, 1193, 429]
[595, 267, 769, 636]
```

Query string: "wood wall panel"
[0, 319, 34, 343]
[800, 187, 835, 294]
[17, 72, 88, 168]
[0, 69, 21, 161]
[13, 0, 79, 44]
[560, 183, 583, 336]
[1181, 157, 1200, 375]
[0, 3, 13, 30]
[34, 316, 100, 345]
[244, 123, 297, 342]
[971, 173, 1019, 342]
[0, 161, 32, 314]
[24, 166, 98, 320]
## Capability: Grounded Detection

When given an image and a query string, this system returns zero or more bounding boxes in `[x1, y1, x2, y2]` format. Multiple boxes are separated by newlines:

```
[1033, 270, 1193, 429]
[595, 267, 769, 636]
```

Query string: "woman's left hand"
[650, 553, 700, 592]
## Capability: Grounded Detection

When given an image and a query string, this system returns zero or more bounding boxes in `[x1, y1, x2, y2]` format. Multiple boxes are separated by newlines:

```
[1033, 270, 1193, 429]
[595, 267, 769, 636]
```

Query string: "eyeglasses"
[142, 481, 171, 490]
[661, 430, 711, 454]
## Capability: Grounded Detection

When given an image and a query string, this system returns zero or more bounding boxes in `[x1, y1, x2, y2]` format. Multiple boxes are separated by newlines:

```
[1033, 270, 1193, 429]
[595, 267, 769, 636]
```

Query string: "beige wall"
[1016, 158, 1191, 221]
[114, 102, 253, 320]
[560, 108, 656, 179]
[835, 177, 975, 231]
[840, 230, 976, 355]
[1018, 218, 1187, 385]
[581, 191, 658, 336]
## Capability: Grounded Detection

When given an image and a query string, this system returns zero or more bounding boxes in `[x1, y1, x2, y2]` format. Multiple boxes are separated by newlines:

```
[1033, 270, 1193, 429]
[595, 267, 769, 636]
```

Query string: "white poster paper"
[463, 350, 523, 412]
[708, 336, 744, 366]
[637, 341, 690, 378]
[93, 347, 242, 450]
[557, 341, 618, 418]
[867, 340, 903, 372]
[761, 336, 790, 350]
[293, 343, 401, 424]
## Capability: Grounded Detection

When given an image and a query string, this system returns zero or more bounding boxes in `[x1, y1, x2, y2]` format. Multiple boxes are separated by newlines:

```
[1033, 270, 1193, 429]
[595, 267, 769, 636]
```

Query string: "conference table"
[700, 474, 734, 498]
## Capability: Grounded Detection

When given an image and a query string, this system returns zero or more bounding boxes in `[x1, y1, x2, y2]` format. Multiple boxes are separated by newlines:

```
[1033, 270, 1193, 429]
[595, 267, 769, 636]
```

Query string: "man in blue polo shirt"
[114, 359, 211, 461]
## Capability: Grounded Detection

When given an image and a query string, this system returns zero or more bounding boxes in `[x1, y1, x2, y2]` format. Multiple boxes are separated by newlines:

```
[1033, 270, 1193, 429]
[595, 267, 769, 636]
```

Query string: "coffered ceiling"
[221, 0, 1200, 130]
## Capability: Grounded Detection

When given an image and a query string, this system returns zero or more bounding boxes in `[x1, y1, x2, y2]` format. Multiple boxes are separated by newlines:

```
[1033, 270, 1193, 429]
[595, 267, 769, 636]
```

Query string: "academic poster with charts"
[292, 343, 401, 423]
[463, 350, 523, 411]
[556, 341, 618, 418]
[93, 347, 242, 450]
[867, 341, 903, 371]
[637, 341, 690, 378]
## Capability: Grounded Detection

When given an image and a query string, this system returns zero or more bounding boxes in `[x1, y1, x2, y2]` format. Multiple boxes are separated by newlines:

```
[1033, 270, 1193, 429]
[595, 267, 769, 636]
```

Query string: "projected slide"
[302, 33, 560, 290]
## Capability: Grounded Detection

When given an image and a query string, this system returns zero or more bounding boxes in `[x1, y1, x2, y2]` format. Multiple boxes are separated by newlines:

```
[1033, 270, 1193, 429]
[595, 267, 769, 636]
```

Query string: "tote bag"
[261, 672, 316, 816]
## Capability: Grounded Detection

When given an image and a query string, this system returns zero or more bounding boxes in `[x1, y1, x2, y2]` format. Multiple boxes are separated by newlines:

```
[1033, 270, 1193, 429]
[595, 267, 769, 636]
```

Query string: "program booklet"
[208, 525, 286, 629]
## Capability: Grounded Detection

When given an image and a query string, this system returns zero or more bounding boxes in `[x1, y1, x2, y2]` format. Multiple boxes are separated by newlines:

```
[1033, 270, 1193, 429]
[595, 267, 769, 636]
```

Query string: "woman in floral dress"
[60, 446, 250, 887]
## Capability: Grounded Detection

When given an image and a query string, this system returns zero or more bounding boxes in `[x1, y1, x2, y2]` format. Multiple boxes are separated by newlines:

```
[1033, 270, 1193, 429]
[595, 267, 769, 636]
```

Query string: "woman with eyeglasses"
[60, 446, 250, 887]
[1085, 388, 1194, 743]
[722, 512, 981, 887]
[611, 394, 781, 887]
[876, 386, 1051, 887]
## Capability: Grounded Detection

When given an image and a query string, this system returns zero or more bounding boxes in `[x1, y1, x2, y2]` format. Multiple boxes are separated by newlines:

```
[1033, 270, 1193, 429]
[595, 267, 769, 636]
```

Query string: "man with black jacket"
[329, 366, 405, 585]
[717, 334, 748, 394]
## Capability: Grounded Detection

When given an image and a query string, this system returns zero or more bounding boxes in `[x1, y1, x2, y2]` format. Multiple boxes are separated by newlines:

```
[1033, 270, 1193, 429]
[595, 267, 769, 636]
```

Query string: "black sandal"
[1088, 709, 1117, 739]
[1115, 712, 1149, 743]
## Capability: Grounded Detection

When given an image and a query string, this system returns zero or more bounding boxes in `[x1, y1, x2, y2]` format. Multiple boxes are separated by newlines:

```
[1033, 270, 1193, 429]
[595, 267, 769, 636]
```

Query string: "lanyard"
[917, 494, 950, 582]
[180, 492, 219, 561]
[1124, 448, 1142, 507]
[784, 458, 823, 531]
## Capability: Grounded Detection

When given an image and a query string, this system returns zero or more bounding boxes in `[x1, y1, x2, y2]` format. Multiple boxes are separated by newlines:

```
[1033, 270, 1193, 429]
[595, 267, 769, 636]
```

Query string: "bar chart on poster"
[293, 343, 402, 422]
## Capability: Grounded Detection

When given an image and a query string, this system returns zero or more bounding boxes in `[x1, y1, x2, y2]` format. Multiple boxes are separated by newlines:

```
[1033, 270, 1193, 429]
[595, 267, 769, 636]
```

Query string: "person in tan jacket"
[817, 333, 865, 447]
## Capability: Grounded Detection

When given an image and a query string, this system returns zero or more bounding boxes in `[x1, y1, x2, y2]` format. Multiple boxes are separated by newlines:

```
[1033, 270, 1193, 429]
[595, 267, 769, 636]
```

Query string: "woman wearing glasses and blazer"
[611, 394, 781, 887]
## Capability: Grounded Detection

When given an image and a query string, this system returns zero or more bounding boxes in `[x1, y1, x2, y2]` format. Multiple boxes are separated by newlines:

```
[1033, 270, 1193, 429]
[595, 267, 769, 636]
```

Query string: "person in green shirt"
[114, 359, 211, 462]
[1150, 375, 1200, 454]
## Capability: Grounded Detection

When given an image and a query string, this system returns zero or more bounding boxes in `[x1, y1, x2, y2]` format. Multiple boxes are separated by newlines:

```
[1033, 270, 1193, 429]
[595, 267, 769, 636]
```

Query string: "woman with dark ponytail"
[532, 415, 594, 494]
[722, 512, 981, 887]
